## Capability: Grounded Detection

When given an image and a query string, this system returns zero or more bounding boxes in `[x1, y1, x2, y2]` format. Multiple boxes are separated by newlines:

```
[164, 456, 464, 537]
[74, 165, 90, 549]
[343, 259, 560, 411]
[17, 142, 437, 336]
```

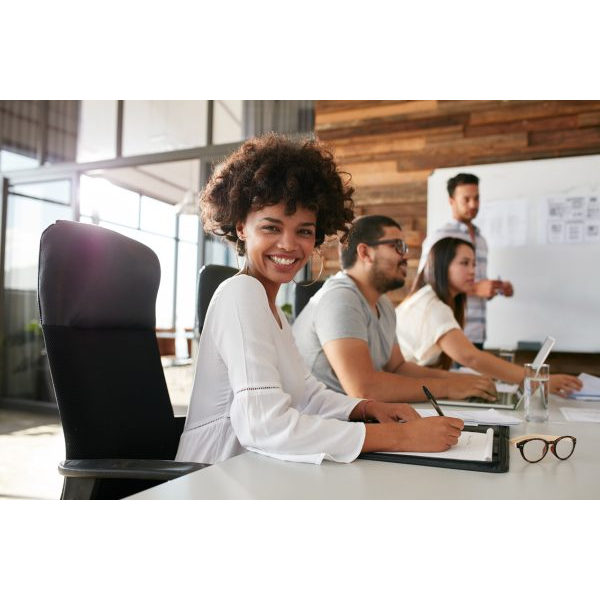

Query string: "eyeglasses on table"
[510, 434, 576, 463]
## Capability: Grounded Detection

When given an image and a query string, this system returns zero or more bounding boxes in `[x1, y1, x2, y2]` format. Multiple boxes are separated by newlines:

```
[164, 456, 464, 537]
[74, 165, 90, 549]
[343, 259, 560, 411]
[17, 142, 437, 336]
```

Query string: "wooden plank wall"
[314, 100, 600, 305]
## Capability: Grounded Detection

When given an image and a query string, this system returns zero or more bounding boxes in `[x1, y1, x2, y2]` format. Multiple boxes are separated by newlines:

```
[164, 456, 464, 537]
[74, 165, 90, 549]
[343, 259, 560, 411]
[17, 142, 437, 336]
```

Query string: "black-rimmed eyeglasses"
[366, 238, 409, 255]
[510, 434, 576, 463]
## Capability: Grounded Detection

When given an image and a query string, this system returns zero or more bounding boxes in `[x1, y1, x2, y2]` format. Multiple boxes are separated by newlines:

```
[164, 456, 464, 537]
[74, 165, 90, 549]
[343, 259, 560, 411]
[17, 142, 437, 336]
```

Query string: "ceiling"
[87, 158, 201, 205]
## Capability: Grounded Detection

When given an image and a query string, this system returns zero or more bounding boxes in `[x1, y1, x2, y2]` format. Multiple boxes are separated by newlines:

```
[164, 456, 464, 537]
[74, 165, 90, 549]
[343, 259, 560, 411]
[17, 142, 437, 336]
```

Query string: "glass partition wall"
[0, 100, 314, 409]
[1, 157, 213, 409]
[1, 176, 74, 405]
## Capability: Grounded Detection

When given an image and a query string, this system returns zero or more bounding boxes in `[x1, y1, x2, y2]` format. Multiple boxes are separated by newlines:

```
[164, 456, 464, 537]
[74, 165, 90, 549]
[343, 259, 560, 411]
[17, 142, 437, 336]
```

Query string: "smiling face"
[236, 202, 317, 297]
[447, 243, 476, 296]
[368, 225, 408, 294]
[449, 183, 480, 224]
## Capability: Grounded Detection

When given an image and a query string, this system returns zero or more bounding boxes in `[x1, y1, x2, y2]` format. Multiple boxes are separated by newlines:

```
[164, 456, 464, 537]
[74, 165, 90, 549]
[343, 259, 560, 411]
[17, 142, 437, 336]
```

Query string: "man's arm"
[389, 343, 451, 379]
[470, 279, 502, 299]
[470, 279, 514, 299]
[323, 338, 496, 402]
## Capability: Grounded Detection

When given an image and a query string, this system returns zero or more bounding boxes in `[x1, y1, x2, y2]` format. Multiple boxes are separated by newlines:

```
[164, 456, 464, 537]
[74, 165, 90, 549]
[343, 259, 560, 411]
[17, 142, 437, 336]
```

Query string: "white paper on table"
[417, 408, 478, 425]
[569, 373, 600, 400]
[384, 428, 494, 462]
[417, 407, 521, 426]
[497, 382, 519, 393]
[560, 407, 600, 423]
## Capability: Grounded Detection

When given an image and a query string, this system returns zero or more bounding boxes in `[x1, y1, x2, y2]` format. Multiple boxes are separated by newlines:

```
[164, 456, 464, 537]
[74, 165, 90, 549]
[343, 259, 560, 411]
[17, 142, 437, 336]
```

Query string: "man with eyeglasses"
[292, 215, 497, 403]
[418, 173, 514, 349]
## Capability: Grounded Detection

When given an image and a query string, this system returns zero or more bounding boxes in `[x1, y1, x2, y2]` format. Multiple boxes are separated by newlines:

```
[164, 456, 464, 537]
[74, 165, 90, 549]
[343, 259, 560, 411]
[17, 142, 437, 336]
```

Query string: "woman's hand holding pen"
[393, 417, 465, 452]
[361, 417, 465, 453]
[358, 390, 465, 454]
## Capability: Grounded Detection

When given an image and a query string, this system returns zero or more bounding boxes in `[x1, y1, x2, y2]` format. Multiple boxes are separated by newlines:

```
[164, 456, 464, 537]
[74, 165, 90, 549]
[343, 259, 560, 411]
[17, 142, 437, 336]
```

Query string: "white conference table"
[128, 395, 600, 499]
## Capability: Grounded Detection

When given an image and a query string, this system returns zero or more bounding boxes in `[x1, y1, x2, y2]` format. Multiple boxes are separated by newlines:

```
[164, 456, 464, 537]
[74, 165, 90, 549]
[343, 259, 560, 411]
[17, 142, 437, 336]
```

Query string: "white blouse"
[176, 275, 365, 465]
[395, 284, 461, 366]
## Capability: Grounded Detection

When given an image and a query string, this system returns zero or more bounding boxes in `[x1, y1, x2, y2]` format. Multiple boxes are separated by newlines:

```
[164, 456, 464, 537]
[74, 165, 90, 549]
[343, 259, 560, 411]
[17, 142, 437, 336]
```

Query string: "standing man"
[292, 215, 496, 403]
[418, 173, 514, 349]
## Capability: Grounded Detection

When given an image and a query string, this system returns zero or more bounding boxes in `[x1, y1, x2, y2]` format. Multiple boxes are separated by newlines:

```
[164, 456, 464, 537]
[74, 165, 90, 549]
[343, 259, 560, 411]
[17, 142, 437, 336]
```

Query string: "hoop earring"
[235, 238, 246, 271]
[295, 249, 324, 286]
[236, 238, 245, 256]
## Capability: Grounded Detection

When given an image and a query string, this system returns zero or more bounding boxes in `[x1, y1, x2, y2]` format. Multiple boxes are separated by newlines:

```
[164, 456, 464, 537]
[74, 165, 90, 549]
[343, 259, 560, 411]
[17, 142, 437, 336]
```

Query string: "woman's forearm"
[463, 350, 525, 384]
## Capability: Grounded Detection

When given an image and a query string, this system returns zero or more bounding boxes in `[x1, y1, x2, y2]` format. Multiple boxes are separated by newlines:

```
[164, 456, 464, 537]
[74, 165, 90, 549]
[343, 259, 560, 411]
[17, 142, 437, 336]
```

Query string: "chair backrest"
[197, 264, 237, 334]
[293, 280, 325, 319]
[38, 220, 179, 461]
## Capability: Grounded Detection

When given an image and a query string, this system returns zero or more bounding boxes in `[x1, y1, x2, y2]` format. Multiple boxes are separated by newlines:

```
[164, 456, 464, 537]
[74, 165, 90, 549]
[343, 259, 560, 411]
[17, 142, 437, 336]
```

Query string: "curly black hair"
[200, 133, 355, 255]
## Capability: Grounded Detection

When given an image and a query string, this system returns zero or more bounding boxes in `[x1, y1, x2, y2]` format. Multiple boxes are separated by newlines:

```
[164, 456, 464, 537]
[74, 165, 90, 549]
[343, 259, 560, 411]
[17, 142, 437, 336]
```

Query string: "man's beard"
[369, 258, 406, 294]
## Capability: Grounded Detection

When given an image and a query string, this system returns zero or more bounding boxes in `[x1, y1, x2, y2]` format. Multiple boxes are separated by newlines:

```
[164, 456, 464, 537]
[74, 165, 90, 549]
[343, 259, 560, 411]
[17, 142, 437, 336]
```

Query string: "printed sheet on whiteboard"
[538, 195, 600, 244]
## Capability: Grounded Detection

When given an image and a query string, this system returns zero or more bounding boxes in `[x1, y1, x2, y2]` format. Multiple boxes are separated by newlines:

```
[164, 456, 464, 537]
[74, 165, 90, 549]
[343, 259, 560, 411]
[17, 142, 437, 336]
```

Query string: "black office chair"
[293, 280, 325, 319]
[38, 220, 208, 500]
[197, 264, 238, 334]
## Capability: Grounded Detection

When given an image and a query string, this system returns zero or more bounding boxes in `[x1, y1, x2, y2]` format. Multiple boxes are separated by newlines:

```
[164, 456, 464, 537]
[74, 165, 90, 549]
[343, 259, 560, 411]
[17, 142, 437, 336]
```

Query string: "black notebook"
[360, 425, 510, 473]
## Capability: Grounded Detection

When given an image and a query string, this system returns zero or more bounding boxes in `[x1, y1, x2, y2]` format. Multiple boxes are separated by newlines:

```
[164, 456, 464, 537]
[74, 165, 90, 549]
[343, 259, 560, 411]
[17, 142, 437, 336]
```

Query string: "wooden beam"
[315, 100, 438, 127]
[469, 101, 600, 126]
[465, 114, 578, 138]
[344, 163, 431, 187]
[578, 111, 600, 127]
[529, 126, 600, 150]
[318, 114, 468, 140]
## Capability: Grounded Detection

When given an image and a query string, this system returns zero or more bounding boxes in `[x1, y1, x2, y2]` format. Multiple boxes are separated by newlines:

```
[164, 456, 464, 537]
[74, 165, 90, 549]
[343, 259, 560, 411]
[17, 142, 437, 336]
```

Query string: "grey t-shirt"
[292, 271, 397, 393]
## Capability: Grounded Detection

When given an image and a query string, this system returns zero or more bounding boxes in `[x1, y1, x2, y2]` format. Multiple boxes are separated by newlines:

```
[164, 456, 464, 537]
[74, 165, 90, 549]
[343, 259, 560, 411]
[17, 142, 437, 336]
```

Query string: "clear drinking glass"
[524, 363, 550, 422]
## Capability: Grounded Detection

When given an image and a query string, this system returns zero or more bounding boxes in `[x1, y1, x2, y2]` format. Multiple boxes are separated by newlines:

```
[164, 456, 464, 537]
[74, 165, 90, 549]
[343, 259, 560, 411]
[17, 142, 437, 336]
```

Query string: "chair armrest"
[59, 458, 209, 481]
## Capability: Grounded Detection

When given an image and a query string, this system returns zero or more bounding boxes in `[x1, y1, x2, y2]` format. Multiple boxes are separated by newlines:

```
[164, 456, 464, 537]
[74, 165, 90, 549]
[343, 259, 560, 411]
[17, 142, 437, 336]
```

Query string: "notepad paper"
[569, 373, 600, 401]
[560, 407, 600, 423]
[380, 428, 494, 462]
[416, 408, 521, 426]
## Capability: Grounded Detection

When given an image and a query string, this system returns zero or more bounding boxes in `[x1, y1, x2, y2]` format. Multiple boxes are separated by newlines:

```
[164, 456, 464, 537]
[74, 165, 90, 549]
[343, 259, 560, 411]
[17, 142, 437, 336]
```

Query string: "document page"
[380, 428, 494, 462]
[560, 407, 600, 423]
[417, 408, 521, 426]
[570, 373, 600, 400]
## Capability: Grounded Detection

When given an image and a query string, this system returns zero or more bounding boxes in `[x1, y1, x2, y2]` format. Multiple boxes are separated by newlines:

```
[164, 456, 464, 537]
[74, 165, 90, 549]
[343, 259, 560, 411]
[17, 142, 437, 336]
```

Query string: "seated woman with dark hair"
[176, 134, 464, 465]
[396, 237, 582, 397]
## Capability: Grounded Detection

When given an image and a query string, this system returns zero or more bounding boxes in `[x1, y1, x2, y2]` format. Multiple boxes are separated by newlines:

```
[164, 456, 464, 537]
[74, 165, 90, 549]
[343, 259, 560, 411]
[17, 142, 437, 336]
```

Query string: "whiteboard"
[427, 155, 600, 352]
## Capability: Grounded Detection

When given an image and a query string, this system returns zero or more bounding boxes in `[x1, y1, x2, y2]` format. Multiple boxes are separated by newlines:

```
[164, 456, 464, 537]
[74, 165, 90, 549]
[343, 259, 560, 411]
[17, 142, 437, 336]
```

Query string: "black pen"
[422, 386, 445, 416]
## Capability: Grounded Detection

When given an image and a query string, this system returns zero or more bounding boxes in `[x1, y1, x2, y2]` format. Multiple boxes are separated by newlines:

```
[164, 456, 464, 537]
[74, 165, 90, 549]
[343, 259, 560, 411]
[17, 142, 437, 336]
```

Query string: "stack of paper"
[569, 373, 600, 401]
[560, 407, 600, 423]
[385, 428, 495, 462]
[416, 407, 521, 426]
